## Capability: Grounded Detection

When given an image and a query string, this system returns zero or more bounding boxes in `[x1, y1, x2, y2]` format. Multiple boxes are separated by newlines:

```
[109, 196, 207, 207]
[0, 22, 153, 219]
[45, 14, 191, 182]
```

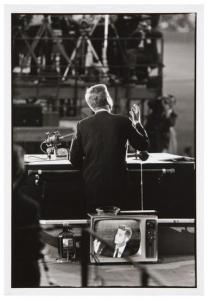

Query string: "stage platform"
[39, 251, 195, 287]
[20, 152, 196, 288]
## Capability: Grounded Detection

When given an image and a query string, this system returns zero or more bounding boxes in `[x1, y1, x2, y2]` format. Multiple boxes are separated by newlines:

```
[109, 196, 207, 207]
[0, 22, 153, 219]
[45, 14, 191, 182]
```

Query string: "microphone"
[59, 133, 75, 140]
[138, 151, 149, 161]
[45, 131, 74, 145]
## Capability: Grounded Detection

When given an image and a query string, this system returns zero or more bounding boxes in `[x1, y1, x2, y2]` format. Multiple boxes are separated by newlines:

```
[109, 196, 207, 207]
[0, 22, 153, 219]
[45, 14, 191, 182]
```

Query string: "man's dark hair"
[117, 225, 132, 240]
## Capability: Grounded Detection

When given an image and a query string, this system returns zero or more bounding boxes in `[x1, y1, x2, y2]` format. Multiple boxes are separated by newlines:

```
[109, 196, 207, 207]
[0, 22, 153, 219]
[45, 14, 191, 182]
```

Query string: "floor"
[39, 244, 196, 288]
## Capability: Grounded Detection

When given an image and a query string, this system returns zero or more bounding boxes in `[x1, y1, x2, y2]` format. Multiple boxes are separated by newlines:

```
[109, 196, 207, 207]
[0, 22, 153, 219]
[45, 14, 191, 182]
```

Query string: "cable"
[40, 141, 47, 154]
[140, 162, 144, 210]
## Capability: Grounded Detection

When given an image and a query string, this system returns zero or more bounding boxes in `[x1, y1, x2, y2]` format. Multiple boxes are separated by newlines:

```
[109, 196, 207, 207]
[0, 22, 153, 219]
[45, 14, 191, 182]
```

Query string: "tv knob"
[146, 220, 157, 258]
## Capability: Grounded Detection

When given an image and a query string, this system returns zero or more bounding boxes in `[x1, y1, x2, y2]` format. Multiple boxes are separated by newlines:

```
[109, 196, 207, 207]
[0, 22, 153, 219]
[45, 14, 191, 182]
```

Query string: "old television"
[88, 211, 158, 263]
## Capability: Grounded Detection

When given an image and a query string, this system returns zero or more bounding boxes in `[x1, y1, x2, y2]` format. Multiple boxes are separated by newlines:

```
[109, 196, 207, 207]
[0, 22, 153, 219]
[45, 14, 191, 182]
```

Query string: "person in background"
[12, 144, 44, 287]
[145, 95, 177, 153]
[70, 84, 149, 213]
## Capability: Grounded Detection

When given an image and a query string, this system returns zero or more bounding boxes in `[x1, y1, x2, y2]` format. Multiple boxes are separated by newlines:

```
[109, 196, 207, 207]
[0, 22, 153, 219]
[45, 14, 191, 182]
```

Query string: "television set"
[88, 212, 158, 263]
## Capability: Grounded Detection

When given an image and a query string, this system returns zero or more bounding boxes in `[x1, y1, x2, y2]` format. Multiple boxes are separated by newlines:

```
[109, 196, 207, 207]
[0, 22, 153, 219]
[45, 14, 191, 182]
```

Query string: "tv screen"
[89, 214, 158, 263]
[93, 219, 141, 258]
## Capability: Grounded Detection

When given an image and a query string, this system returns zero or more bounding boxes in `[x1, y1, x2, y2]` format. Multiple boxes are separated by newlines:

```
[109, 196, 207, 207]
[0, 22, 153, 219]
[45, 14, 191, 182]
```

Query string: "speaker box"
[13, 104, 43, 126]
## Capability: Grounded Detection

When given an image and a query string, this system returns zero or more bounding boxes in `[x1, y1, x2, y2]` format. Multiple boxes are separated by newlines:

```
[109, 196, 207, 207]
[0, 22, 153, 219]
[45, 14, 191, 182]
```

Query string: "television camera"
[13, 14, 163, 85]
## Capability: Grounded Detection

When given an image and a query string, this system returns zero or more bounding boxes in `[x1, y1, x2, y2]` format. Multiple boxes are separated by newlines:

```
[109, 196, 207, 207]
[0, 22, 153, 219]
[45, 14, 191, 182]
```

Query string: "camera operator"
[51, 15, 79, 74]
[12, 14, 33, 73]
[125, 17, 162, 83]
[64, 15, 80, 56]
[115, 14, 141, 81]
[25, 15, 53, 76]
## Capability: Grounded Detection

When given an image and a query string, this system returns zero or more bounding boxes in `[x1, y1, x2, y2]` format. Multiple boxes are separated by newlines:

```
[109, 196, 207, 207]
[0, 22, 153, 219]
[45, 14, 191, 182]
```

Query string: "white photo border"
[2, 2, 204, 297]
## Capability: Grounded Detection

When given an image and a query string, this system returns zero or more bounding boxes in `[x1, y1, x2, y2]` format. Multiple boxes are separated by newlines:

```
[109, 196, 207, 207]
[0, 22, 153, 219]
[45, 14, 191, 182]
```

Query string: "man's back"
[70, 110, 148, 211]
[80, 111, 130, 180]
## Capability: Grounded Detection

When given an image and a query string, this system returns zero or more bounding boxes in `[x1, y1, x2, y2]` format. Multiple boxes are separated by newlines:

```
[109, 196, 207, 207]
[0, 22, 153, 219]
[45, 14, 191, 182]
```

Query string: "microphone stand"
[40, 131, 74, 159]
[135, 150, 148, 211]
[140, 160, 144, 210]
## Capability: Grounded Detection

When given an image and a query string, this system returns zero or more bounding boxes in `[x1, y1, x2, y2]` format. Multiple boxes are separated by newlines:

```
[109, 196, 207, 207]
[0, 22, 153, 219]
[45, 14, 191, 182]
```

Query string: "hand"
[129, 104, 141, 124]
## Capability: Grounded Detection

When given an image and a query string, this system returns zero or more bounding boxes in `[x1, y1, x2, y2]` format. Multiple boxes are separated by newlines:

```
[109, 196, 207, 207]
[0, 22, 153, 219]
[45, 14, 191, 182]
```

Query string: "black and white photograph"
[1, 1, 206, 296]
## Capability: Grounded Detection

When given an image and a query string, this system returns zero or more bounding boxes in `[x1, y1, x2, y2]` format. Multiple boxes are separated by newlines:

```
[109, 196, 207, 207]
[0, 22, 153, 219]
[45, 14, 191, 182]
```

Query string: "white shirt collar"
[113, 244, 126, 258]
[95, 108, 109, 114]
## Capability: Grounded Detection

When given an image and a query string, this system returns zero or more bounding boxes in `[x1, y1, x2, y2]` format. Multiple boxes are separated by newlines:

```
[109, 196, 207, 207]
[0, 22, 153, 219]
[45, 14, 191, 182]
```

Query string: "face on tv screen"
[93, 219, 141, 258]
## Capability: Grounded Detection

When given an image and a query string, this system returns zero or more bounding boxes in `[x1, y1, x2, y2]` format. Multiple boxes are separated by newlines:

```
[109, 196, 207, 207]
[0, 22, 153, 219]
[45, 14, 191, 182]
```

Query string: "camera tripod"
[62, 31, 106, 81]
[19, 15, 71, 73]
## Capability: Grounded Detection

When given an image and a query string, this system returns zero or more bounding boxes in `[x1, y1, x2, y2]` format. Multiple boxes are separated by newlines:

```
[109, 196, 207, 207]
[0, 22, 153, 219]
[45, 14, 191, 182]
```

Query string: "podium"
[22, 153, 195, 219]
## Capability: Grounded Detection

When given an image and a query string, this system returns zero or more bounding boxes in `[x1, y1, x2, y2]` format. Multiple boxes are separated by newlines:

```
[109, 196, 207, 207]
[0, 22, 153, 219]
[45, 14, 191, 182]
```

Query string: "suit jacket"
[95, 241, 140, 258]
[70, 111, 149, 211]
[12, 187, 44, 287]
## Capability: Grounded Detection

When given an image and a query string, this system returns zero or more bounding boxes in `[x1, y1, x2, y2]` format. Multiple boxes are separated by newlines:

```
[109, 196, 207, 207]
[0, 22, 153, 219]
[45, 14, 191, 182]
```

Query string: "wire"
[140, 162, 144, 210]
[40, 141, 47, 154]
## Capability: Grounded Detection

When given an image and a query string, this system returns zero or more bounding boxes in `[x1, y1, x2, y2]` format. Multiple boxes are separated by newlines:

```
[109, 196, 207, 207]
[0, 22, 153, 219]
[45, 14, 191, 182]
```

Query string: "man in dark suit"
[93, 225, 140, 258]
[70, 84, 149, 212]
[12, 144, 44, 287]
